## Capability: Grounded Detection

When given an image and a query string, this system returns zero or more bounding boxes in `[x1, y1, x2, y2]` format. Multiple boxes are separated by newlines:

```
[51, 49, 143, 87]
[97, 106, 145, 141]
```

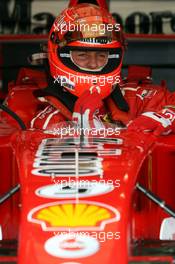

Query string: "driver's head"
[48, 3, 124, 99]
[71, 50, 109, 71]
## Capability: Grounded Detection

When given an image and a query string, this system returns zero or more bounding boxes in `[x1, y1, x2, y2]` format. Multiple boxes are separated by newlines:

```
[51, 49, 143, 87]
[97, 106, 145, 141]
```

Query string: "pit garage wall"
[0, 0, 175, 92]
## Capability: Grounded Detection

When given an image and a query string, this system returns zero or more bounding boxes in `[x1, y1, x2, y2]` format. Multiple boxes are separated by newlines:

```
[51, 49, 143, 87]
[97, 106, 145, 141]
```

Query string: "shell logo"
[35, 204, 110, 227]
[28, 200, 120, 231]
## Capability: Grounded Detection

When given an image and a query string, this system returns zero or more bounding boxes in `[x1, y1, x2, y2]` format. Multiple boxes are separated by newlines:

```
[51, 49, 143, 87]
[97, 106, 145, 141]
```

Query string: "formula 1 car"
[0, 66, 175, 264]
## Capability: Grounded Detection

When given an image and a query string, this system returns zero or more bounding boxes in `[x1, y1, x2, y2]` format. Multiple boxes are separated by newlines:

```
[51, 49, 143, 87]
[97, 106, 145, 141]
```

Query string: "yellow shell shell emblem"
[35, 203, 111, 227]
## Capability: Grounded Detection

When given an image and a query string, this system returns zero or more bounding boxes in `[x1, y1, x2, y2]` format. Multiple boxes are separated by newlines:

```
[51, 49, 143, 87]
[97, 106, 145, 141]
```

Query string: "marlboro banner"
[0, 0, 175, 35]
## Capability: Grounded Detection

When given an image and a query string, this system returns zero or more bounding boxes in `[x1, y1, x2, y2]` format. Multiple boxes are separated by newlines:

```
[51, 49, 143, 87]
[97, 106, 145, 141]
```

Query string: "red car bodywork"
[0, 68, 175, 263]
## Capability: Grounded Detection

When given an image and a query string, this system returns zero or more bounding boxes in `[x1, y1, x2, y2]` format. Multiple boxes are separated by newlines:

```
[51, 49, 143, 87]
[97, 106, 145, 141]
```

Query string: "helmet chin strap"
[110, 84, 129, 112]
[70, 51, 108, 72]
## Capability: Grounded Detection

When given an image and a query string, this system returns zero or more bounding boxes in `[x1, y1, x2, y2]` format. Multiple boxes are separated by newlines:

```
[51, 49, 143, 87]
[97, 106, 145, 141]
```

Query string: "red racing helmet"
[69, 0, 109, 10]
[48, 3, 124, 99]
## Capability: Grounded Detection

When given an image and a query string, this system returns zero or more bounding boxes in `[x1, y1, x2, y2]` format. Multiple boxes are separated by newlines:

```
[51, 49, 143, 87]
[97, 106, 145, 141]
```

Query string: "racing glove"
[72, 90, 104, 129]
[127, 109, 175, 136]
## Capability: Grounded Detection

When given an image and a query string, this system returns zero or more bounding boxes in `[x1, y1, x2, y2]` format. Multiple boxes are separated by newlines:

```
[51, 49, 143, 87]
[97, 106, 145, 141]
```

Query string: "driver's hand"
[72, 90, 104, 129]
[127, 109, 175, 136]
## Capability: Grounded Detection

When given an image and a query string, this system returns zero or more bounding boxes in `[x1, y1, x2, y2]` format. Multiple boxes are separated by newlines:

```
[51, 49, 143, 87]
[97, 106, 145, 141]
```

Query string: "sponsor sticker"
[28, 200, 120, 231]
[44, 234, 99, 258]
[35, 182, 114, 199]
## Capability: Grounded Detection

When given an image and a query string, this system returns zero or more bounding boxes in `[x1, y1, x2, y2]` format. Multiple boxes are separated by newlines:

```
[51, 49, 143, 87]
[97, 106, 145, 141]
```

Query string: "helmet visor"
[58, 46, 123, 75]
